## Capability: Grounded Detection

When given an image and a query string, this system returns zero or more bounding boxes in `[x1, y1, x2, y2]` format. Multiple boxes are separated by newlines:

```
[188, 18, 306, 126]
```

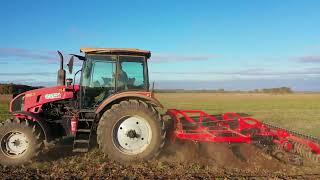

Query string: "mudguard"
[95, 91, 163, 114]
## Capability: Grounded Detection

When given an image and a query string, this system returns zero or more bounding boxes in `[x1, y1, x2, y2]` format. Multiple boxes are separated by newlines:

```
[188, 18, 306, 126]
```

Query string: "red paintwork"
[10, 84, 80, 114]
[95, 91, 162, 113]
[167, 109, 320, 155]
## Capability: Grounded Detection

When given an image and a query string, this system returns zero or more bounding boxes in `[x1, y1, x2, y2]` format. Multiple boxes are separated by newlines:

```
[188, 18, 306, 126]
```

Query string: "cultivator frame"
[167, 109, 320, 165]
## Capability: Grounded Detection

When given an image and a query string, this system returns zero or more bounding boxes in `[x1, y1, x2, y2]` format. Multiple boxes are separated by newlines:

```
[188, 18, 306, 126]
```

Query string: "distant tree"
[0, 83, 41, 94]
[259, 87, 293, 94]
[217, 88, 225, 93]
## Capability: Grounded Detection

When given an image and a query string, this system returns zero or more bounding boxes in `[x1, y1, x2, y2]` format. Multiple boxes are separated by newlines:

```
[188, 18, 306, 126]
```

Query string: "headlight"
[11, 94, 25, 112]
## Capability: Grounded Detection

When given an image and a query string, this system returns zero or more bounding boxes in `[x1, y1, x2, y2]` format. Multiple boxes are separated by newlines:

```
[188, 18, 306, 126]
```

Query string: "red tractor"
[0, 48, 165, 166]
[0, 48, 319, 166]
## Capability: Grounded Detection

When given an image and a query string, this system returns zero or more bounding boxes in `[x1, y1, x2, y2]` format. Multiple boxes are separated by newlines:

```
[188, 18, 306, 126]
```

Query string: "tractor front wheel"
[97, 100, 165, 163]
[0, 118, 42, 166]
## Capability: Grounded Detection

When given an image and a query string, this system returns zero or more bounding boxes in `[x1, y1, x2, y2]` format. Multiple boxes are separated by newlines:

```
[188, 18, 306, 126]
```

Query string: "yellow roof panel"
[80, 47, 151, 55]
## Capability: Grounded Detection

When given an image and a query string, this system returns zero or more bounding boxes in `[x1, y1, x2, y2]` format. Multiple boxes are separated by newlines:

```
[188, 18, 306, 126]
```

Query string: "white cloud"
[151, 53, 217, 62]
[295, 55, 320, 63]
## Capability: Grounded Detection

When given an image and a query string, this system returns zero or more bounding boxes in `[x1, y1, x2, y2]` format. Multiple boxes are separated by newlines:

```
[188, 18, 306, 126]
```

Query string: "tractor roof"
[80, 48, 151, 58]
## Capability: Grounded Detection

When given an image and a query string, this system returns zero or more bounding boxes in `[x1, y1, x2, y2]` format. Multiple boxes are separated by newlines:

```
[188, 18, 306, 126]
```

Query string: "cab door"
[80, 55, 117, 109]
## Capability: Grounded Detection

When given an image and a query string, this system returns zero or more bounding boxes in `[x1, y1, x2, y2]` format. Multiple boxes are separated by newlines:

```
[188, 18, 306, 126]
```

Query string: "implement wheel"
[0, 118, 42, 166]
[97, 100, 165, 162]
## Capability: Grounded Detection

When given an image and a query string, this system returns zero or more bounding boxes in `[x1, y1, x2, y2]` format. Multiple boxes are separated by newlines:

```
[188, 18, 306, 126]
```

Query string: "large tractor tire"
[0, 118, 42, 166]
[97, 100, 165, 163]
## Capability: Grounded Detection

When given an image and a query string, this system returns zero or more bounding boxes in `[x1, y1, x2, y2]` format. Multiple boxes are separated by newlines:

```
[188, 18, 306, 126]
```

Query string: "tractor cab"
[72, 48, 151, 108]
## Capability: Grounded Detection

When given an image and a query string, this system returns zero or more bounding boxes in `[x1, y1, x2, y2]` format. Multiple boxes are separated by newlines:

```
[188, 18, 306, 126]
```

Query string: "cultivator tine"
[229, 144, 247, 162]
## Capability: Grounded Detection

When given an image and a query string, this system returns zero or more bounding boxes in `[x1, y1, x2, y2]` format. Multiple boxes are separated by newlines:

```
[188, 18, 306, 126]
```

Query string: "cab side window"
[118, 56, 146, 91]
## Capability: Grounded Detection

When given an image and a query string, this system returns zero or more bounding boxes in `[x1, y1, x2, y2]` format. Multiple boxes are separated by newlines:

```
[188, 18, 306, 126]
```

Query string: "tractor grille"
[11, 94, 25, 112]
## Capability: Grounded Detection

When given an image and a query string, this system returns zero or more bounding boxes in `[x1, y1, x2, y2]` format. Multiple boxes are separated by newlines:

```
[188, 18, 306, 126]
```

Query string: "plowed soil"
[1, 139, 319, 179]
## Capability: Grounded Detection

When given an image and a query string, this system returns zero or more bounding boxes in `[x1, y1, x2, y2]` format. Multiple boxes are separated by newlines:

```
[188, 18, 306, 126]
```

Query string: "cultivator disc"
[167, 109, 320, 165]
[270, 145, 303, 165]
[263, 122, 320, 164]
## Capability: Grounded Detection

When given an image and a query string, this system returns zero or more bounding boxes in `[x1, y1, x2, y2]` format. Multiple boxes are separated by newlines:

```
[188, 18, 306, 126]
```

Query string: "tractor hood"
[10, 85, 80, 113]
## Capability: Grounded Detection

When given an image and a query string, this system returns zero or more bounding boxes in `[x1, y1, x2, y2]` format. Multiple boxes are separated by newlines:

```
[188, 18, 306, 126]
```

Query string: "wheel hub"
[1, 132, 29, 156]
[126, 129, 140, 138]
[114, 116, 152, 155]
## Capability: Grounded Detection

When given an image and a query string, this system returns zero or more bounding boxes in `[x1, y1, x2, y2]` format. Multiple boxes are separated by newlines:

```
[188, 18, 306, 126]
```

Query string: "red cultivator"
[167, 109, 320, 165]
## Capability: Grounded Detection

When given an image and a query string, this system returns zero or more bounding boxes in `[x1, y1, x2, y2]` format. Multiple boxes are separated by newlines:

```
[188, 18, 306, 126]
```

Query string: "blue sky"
[0, 0, 320, 91]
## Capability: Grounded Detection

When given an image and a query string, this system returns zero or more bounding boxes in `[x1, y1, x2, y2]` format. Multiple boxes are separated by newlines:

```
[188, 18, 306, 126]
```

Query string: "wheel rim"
[113, 116, 152, 155]
[1, 131, 29, 158]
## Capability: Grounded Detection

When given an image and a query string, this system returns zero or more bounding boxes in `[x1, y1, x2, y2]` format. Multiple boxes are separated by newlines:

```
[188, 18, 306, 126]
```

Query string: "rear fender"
[95, 91, 163, 114]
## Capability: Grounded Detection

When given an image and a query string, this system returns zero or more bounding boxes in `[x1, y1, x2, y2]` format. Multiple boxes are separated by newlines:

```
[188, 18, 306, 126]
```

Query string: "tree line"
[0, 83, 41, 95]
[155, 87, 293, 94]
[250, 87, 293, 94]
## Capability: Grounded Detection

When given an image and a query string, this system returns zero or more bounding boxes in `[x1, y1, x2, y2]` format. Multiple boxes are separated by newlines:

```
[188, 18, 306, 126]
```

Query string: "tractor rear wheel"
[97, 100, 165, 163]
[0, 118, 42, 166]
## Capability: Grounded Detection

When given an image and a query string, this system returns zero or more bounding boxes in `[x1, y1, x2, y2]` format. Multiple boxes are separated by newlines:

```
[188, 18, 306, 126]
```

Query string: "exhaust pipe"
[57, 51, 66, 86]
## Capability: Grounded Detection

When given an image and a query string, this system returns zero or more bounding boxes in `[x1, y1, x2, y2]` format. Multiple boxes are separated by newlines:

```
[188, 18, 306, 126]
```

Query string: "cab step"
[74, 140, 90, 143]
[73, 148, 89, 153]
[72, 111, 95, 153]
[77, 129, 91, 133]
[78, 119, 94, 122]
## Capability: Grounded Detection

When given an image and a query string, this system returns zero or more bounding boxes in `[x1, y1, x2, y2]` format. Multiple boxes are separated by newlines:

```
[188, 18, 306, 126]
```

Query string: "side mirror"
[67, 56, 74, 74]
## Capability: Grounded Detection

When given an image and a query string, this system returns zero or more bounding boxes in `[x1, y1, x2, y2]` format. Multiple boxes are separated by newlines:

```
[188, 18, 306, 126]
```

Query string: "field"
[0, 93, 320, 179]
